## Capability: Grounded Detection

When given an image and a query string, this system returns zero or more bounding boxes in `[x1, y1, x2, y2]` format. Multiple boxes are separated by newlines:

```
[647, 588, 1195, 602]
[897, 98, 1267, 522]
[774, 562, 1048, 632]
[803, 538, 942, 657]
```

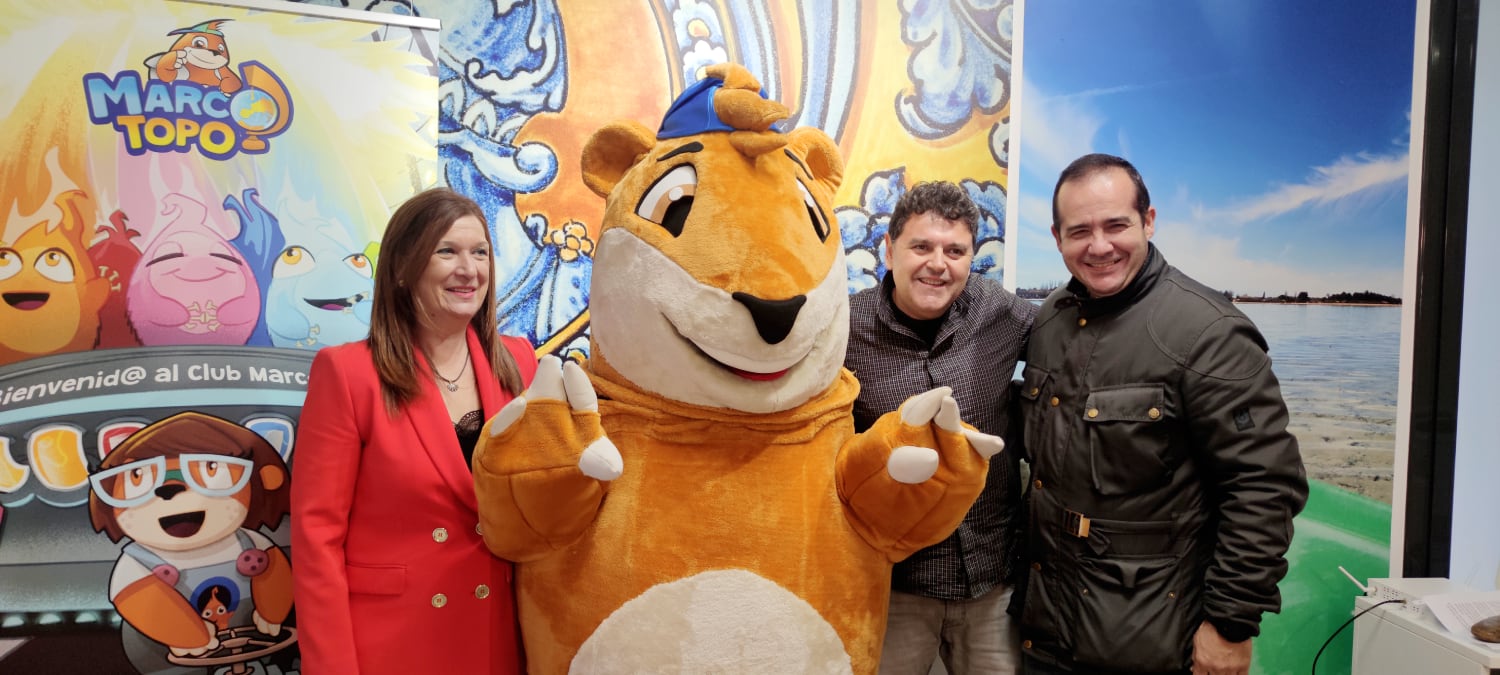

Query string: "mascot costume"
[474, 64, 1001, 674]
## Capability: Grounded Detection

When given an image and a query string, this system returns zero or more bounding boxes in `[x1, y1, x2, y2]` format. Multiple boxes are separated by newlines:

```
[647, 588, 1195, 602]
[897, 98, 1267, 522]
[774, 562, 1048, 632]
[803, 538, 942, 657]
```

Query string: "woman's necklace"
[432, 349, 470, 392]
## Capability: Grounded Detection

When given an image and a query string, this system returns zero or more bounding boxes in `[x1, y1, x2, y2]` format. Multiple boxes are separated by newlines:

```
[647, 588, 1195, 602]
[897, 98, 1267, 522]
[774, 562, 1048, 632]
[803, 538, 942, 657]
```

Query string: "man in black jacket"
[1015, 154, 1307, 675]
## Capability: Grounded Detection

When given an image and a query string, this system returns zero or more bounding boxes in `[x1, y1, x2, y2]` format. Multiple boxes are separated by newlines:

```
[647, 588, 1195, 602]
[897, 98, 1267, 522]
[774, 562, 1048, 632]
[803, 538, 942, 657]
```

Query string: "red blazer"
[291, 329, 537, 675]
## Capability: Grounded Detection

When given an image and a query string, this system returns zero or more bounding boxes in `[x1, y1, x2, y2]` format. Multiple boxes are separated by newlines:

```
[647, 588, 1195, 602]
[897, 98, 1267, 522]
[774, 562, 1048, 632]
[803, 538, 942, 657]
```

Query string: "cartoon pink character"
[125, 194, 259, 345]
[119, 152, 260, 346]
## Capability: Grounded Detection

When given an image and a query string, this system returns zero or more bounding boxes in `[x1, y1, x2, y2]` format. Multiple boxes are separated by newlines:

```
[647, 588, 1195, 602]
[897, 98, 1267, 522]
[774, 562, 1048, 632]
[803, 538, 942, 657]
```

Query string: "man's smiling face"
[883, 211, 974, 320]
[1053, 166, 1156, 299]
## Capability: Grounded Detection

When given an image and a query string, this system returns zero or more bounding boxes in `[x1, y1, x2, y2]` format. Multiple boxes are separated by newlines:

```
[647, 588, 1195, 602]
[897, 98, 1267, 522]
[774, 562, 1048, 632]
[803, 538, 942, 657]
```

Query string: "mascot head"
[581, 64, 846, 414]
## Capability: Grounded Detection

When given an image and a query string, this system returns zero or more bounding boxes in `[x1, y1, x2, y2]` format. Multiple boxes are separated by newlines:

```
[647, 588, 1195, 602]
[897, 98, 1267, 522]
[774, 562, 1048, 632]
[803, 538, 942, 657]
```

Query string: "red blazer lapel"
[406, 327, 497, 513]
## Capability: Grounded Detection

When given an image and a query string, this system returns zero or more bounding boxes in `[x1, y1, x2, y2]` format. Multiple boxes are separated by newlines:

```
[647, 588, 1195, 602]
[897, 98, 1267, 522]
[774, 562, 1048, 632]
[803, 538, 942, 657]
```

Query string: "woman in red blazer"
[291, 188, 537, 674]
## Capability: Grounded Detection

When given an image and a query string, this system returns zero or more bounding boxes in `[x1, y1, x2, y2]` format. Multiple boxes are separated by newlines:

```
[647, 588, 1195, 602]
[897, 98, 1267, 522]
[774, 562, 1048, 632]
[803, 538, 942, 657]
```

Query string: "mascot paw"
[898, 386, 960, 429]
[962, 427, 1004, 460]
[169, 624, 220, 656]
[253, 610, 281, 637]
[838, 386, 1001, 558]
[486, 355, 623, 479]
[885, 386, 957, 482]
[887, 445, 939, 484]
[579, 436, 623, 480]
[883, 386, 1002, 481]
[474, 356, 618, 559]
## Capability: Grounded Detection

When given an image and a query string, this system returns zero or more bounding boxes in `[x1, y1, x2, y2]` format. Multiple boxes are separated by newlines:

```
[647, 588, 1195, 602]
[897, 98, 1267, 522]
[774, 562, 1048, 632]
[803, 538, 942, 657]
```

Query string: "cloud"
[1010, 78, 1100, 287]
[1152, 221, 1402, 297]
[1008, 78, 1408, 295]
[1208, 152, 1409, 225]
[1014, 78, 1103, 179]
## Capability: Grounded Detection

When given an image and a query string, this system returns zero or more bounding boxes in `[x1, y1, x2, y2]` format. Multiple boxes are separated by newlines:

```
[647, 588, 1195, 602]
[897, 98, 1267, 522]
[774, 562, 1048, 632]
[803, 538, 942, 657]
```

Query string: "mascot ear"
[581, 121, 658, 198]
[787, 127, 844, 194]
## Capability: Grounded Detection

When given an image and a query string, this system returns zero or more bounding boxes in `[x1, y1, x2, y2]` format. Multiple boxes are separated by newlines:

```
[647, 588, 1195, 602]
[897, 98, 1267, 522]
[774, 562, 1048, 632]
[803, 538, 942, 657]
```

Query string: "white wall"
[1450, 0, 1500, 592]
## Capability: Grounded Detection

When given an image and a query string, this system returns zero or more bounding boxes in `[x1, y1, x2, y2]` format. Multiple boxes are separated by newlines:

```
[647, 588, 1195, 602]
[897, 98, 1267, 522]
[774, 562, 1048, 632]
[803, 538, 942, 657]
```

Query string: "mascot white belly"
[573, 570, 851, 675]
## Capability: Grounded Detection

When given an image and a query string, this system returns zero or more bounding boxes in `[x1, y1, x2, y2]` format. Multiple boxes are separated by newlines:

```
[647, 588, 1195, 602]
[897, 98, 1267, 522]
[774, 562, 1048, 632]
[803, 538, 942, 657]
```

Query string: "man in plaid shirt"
[846, 181, 1037, 674]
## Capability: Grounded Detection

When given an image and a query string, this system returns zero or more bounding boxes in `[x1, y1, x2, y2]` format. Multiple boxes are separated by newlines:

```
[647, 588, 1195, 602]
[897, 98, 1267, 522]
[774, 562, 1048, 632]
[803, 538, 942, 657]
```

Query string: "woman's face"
[413, 214, 490, 330]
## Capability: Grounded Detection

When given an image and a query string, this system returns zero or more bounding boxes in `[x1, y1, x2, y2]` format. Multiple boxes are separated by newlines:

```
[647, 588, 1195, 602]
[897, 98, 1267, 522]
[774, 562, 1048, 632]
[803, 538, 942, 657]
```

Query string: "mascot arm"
[114, 575, 219, 653]
[155, 51, 184, 80]
[249, 544, 294, 632]
[836, 386, 1004, 562]
[473, 355, 622, 562]
[217, 68, 242, 94]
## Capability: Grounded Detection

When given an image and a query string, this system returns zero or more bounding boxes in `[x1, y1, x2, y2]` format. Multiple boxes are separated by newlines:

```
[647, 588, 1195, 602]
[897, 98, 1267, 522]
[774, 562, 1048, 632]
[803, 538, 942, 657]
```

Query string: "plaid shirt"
[846, 274, 1036, 600]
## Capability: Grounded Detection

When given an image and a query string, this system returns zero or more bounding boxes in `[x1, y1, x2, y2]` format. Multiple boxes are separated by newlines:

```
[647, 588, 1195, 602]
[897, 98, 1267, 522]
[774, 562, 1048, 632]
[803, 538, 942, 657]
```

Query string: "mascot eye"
[635, 164, 697, 238]
[796, 180, 831, 243]
[273, 246, 316, 278]
[192, 36, 208, 49]
[0, 249, 19, 281]
[35, 248, 77, 283]
[122, 464, 159, 501]
[181, 454, 253, 495]
[193, 460, 236, 490]
[344, 253, 373, 279]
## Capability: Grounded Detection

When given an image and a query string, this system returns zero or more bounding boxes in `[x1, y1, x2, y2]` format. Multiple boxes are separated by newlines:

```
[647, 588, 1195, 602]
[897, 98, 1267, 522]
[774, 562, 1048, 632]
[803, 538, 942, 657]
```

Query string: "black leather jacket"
[1015, 246, 1307, 671]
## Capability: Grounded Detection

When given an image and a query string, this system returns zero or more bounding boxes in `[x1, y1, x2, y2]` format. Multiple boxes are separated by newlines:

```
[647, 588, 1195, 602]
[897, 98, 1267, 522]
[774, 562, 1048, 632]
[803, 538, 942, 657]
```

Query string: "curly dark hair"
[887, 181, 980, 246]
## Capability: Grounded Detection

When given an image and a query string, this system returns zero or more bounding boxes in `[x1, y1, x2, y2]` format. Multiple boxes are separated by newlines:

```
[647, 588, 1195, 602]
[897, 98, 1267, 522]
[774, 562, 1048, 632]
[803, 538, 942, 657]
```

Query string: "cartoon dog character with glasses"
[88, 411, 293, 673]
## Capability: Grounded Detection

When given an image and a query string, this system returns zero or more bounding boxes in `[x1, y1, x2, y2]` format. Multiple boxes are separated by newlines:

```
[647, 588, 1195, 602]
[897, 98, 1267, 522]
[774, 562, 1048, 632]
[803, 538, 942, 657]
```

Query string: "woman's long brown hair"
[367, 187, 523, 413]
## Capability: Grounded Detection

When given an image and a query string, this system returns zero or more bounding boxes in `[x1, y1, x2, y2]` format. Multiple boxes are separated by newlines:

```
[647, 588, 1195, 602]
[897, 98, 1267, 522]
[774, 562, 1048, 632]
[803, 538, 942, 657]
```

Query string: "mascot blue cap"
[656, 74, 773, 140]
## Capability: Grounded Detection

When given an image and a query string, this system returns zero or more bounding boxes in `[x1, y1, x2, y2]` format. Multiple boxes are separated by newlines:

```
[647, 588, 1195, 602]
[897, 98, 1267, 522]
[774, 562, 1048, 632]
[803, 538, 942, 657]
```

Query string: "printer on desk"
[1351, 578, 1500, 675]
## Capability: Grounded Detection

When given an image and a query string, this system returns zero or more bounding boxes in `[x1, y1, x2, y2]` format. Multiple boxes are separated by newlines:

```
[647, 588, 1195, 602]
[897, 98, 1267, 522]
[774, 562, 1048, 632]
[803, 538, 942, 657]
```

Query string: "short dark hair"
[888, 181, 979, 246]
[1051, 153, 1151, 227]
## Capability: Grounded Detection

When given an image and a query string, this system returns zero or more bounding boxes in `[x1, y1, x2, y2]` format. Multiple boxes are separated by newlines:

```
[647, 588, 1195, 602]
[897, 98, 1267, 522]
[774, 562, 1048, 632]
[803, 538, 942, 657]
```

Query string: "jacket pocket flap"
[1084, 384, 1167, 422]
[346, 563, 406, 596]
[1019, 364, 1050, 401]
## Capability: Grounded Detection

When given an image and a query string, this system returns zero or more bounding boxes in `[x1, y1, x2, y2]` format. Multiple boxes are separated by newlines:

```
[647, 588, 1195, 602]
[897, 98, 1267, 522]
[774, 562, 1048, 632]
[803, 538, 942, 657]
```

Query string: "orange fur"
[476, 64, 988, 674]
[249, 545, 294, 623]
[114, 575, 212, 648]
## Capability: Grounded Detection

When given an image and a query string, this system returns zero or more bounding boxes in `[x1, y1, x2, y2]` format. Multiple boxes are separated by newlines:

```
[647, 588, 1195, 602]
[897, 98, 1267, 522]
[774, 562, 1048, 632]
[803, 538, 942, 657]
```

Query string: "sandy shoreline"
[1287, 411, 1395, 503]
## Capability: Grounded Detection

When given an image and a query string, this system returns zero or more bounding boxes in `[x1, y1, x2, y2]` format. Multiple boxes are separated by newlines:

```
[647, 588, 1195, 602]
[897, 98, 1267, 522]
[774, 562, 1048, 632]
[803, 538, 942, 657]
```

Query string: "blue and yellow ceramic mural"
[303, 0, 1017, 358]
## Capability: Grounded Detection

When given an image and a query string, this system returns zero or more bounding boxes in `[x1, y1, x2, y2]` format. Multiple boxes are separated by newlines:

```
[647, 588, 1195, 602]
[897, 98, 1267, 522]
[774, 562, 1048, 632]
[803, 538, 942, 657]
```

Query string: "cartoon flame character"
[89, 210, 143, 348]
[148, 19, 242, 94]
[197, 585, 233, 632]
[0, 190, 109, 365]
[88, 412, 293, 672]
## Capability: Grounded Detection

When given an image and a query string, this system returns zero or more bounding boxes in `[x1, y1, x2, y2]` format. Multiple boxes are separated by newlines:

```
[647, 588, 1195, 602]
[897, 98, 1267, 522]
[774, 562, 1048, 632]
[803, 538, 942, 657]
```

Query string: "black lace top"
[454, 409, 483, 468]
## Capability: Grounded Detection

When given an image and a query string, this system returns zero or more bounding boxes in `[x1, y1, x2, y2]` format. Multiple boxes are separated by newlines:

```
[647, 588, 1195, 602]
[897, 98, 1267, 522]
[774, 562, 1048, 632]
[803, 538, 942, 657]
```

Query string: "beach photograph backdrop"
[1013, 1, 1415, 671]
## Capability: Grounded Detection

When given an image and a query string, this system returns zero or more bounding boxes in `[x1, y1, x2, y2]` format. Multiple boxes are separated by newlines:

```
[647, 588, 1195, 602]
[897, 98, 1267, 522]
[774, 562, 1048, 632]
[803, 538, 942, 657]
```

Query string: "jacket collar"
[404, 326, 500, 513]
[1063, 243, 1164, 318]
[875, 271, 971, 345]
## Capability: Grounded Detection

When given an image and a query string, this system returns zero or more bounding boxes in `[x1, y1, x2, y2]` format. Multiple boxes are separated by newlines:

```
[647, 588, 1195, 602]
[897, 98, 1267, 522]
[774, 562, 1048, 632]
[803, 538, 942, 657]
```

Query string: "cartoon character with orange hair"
[0, 190, 110, 365]
[88, 412, 294, 674]
[147, 19, 242, 94]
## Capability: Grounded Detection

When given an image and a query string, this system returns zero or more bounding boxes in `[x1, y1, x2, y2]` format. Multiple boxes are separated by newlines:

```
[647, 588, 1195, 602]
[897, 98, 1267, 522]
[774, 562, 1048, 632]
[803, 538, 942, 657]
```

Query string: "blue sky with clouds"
[1014, 0, 1416, 296]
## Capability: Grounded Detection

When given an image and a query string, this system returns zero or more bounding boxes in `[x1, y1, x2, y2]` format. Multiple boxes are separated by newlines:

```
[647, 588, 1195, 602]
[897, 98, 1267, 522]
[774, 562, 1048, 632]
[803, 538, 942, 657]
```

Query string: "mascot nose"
[732, 292, 806, 345]
[156, 483, 188, 500]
